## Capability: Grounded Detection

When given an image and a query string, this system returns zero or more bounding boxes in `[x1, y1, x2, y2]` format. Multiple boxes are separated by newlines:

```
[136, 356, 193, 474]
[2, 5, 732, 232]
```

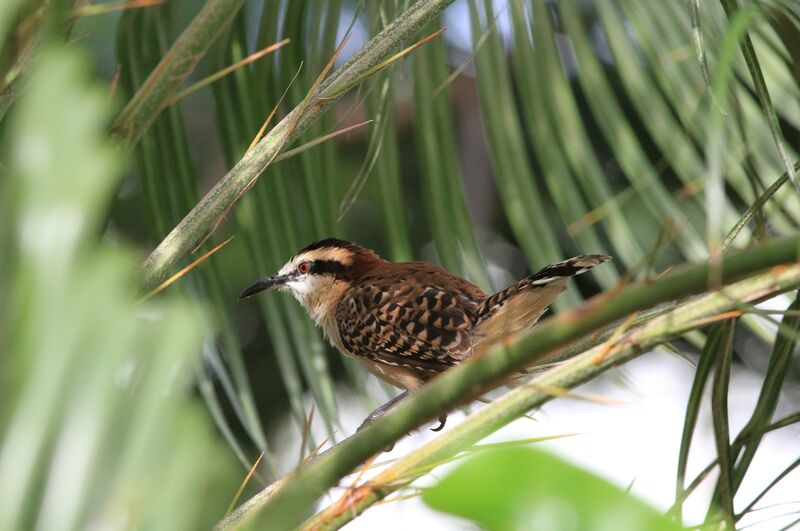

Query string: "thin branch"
[168, 39, 290, 104]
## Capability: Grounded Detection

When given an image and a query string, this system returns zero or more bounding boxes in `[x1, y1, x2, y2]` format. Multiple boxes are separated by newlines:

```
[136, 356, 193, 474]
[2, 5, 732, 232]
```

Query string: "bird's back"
[335, 261, 484, 389]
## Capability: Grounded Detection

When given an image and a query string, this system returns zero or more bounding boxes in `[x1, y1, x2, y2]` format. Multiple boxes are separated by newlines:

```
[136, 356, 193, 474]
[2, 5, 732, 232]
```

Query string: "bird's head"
[239, 238, 382, 311]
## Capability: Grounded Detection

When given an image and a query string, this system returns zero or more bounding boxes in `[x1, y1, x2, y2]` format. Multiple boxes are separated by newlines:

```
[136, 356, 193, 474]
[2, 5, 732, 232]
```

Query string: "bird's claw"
[356, 394, 447, 449]
[430, 414, 447, 432]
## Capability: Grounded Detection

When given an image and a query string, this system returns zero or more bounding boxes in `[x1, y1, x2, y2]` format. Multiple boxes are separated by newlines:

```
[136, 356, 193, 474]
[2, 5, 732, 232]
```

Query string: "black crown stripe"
[298, 237, 360, 255]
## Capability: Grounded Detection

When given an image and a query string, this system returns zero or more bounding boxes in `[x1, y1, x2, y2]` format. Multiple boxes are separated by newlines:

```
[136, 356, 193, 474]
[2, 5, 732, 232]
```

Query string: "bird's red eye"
[298, 261, 310, 274]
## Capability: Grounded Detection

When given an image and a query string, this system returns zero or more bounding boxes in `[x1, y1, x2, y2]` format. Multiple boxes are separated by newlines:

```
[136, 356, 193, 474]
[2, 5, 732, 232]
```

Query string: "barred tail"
[522, 254, 611, 286]
[471, 254, 611, 351]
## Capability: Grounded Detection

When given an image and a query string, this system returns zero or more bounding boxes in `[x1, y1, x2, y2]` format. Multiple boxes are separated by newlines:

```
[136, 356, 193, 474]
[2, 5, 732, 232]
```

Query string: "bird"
[240, 238, 610, 434]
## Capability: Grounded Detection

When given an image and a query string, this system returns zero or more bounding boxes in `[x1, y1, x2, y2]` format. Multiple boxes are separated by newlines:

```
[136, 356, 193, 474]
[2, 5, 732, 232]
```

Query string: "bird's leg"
[358, 391, 449, 434]
[357, 391, 408, 431]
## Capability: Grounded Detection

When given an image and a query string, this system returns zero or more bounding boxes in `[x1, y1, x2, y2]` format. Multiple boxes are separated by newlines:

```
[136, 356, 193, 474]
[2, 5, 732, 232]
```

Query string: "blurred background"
[2, 0, 800, 529]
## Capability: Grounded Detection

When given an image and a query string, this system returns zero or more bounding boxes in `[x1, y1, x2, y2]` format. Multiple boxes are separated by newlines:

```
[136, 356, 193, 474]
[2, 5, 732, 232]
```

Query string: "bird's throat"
[294, 280, 349, 351]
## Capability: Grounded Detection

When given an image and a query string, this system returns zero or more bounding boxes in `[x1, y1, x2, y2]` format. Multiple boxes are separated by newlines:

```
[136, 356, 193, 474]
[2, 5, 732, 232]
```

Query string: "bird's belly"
[354, 357, 426, 391]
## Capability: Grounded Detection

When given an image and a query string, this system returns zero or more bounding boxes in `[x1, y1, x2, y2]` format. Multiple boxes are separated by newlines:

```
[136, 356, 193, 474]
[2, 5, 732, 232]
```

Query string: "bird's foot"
[356, 393, 449, 450]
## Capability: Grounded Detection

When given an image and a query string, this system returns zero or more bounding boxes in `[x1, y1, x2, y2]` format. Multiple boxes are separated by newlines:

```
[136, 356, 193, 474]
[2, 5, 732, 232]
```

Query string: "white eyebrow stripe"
[296, 248, 354, 266]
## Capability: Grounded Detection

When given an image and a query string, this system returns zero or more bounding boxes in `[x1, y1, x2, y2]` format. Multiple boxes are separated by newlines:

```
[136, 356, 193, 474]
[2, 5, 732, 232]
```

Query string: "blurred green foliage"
[0, 44, 236, 530]
[423, 446, 682, 531]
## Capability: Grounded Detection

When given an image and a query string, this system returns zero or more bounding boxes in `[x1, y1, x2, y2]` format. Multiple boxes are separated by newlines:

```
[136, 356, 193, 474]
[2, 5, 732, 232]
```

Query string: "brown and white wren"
[240, 238, 610, 433]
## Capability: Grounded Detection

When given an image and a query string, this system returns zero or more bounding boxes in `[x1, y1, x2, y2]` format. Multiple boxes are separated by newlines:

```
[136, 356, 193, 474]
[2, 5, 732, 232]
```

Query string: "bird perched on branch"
[240, 238, 610, 434]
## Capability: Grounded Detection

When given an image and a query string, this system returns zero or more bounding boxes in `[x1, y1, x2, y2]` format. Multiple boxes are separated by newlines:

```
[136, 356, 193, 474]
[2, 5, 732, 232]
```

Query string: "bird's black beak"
[239, 275, 286, 300]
